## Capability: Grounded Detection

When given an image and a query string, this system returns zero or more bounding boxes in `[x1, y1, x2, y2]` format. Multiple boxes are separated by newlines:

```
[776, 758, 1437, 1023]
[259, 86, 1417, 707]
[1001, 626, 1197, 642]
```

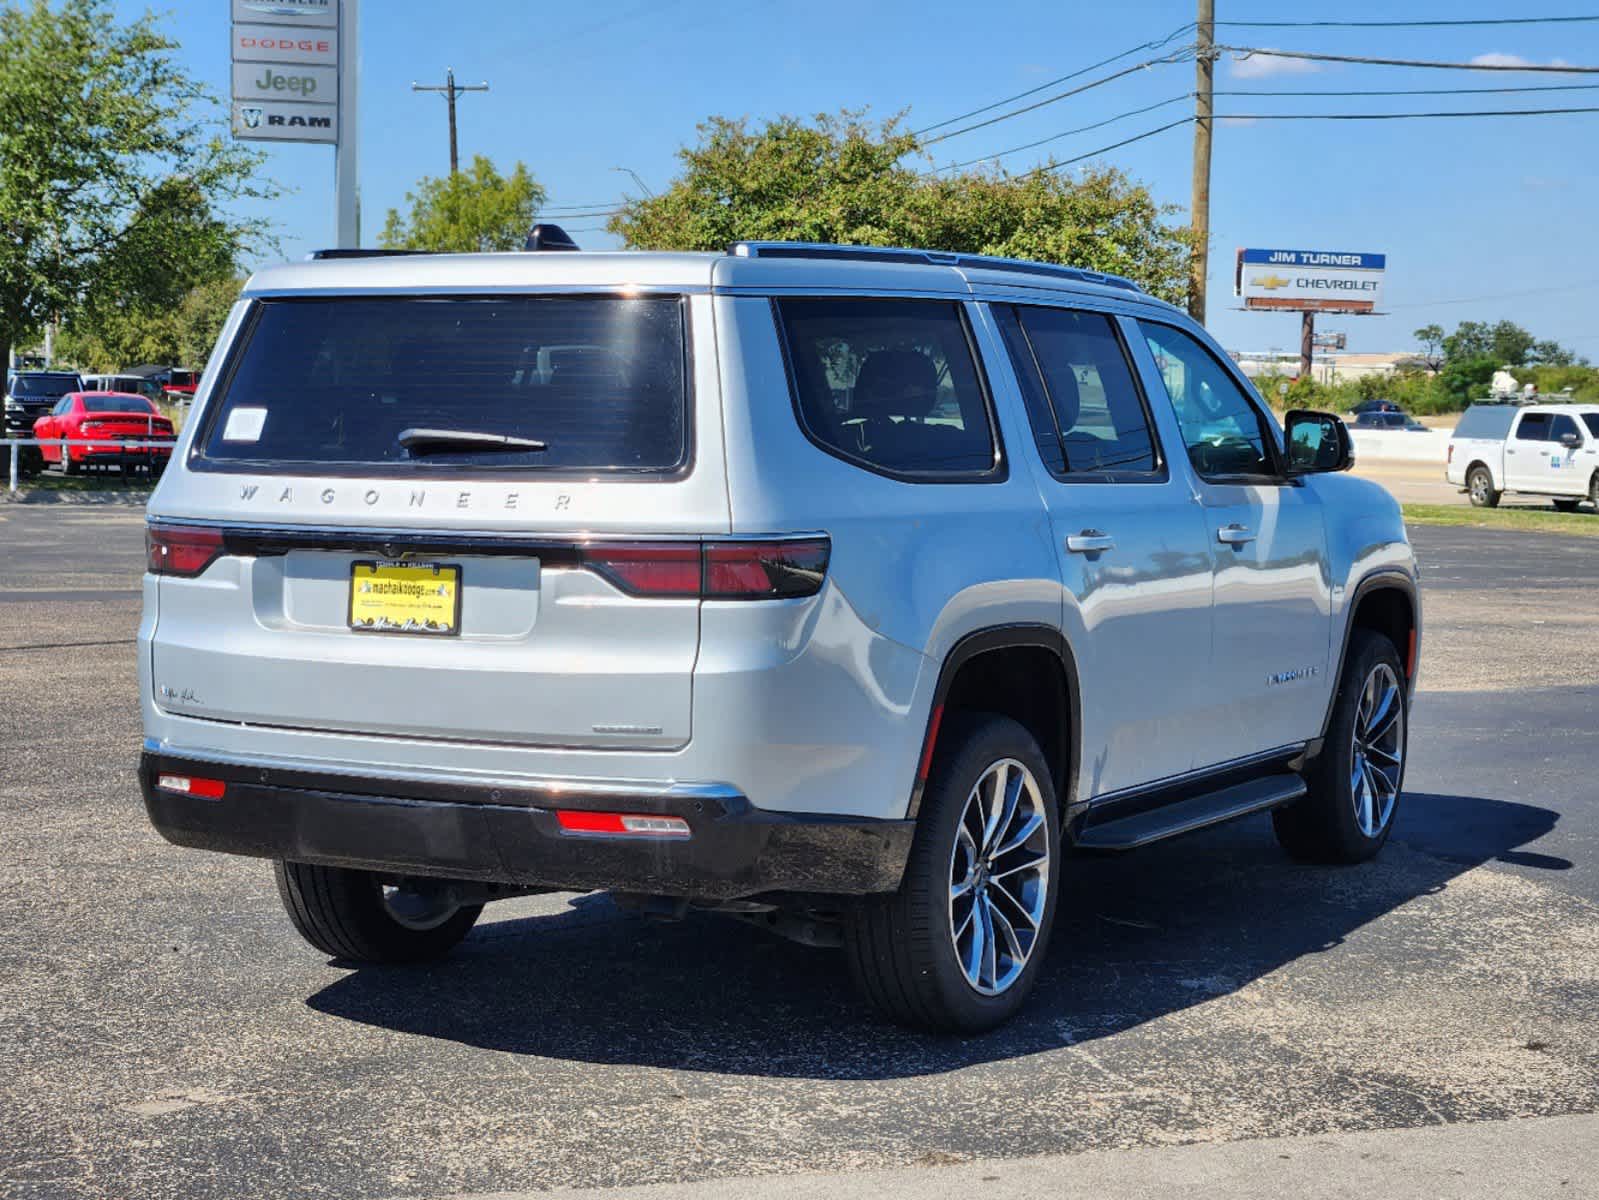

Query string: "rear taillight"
[147, 524, 225, 577]
[579, 543, 703, 597]
[579, 537, 830, 600]
[155, 774, 226, 799]
[555, 810, 691, 839]
[704, 538, 831, 600]
[1447, 445, 1454, 465]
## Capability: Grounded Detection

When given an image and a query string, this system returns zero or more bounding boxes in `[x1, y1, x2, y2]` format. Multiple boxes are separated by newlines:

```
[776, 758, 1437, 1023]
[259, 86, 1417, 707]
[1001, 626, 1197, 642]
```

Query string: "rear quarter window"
[196, 295, 690, 475]
[774, 297, 1001, 480]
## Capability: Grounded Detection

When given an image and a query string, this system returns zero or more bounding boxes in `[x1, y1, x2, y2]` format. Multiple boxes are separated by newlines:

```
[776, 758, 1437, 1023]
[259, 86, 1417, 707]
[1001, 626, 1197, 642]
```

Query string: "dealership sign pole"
[230, 0, 359, 247]
[1234, 249, 1386, 378]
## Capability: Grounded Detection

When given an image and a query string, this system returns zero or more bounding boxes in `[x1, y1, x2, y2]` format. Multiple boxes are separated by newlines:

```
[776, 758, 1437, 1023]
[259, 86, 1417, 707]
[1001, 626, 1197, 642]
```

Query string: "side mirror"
[1560, 431, 1581, 448]
[1284, 409, 1354, 475]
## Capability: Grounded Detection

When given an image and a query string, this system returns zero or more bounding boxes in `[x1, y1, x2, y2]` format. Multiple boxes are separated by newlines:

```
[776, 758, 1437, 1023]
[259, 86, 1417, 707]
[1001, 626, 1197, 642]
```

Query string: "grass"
[1402, 502, 1599, 537]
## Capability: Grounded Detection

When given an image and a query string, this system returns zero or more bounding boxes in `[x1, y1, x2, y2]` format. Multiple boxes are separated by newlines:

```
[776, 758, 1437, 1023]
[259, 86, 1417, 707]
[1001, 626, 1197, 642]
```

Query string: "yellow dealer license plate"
[348, 561, 462, 636]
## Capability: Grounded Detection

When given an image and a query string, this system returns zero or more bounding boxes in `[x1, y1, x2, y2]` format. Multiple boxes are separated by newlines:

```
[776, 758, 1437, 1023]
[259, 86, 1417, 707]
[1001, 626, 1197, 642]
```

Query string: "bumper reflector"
[156, 774, 226, 800]
[555, 810, 692, 839]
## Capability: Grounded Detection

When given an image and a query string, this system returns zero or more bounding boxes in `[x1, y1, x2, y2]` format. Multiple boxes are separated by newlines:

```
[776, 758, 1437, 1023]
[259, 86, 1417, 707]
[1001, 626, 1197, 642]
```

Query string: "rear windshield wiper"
[398, 427, 548, 456]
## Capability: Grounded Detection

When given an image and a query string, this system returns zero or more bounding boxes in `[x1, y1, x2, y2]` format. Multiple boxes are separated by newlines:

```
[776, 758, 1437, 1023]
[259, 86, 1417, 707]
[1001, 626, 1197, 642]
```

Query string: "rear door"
[149, 291, 726, 751]
[991, 303, 1214, 793]
[1543, 413, 1587, 495]
[1131, 319, 1332, 767]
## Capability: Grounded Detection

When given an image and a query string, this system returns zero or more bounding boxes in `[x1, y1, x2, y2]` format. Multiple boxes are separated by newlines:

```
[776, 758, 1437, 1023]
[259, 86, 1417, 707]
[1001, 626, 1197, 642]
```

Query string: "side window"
[997, 305, 1159, 477]
[1138, 321, 1276, 478]
[1549, 414, 1580, 444]
[1515, 413, 1551, 441]
[775, 298, 1000, 479]
[1583, 414, 1599, 439]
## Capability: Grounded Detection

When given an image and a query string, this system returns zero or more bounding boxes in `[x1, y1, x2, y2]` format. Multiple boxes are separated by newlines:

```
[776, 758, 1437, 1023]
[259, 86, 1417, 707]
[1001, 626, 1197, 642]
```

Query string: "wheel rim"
[948, 758, 1051, 997]
[381, 881, 459, 931]
[1351, 663, 1404, 838]
[1470, 473, 1488, 503]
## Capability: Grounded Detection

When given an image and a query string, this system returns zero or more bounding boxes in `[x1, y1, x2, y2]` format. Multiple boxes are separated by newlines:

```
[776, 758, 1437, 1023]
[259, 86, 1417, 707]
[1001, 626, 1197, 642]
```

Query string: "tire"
[845, 713, 1060, 1033]
[1273, 630, 1408, 864]
[1552, 498, 1581, 513]
[1466, 465, 1500, 508]
[1590, 473, 1599, 510]
[273, 860, 483, 963]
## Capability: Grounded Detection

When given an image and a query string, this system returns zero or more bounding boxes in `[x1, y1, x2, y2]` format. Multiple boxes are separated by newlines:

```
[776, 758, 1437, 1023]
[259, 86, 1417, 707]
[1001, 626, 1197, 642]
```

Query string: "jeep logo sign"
[232, 62, 336, 104]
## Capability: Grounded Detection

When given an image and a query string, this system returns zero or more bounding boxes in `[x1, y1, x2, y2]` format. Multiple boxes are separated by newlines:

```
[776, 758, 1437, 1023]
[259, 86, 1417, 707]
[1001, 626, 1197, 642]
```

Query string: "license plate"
[348, 561, 462, 635]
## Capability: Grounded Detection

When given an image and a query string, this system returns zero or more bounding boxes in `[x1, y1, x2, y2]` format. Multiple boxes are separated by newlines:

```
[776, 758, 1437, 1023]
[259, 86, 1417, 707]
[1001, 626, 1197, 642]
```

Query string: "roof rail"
[726, 241, 1145, 294]
[305, 248, 430, 261]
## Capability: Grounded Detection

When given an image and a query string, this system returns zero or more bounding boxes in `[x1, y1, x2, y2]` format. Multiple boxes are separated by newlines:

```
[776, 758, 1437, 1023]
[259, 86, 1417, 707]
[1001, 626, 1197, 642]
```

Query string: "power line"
[911, 21, 1196, 136]
[1220, 105, 1599, 120]
[922, 49, 1194, 146]
[1220, 45, 1599, 73]
[1217, 14, 1599, 29]
[1386, 280, 1599, 310]
[1021, 117, 1197, 179]
[1216, 82, 1599, 97]
[928, 95, 1193, 172]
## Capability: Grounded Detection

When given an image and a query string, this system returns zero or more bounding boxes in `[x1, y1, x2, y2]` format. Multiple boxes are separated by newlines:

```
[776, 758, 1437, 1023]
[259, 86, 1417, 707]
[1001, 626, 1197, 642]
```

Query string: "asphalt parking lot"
[2, 504, 1597, 1199]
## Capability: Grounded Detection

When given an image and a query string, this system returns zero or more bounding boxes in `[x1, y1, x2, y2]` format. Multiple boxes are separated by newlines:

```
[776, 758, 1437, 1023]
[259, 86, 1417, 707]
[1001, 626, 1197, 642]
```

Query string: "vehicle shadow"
[305, 791, 1564, 1080]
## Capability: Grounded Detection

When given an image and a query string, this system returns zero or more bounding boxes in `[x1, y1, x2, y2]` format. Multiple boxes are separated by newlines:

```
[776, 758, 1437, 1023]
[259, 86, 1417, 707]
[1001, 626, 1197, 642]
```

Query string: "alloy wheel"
[1351, 662, 1404, 838]
[380, 881, 461, 932]
[948, 758, 1051, 996]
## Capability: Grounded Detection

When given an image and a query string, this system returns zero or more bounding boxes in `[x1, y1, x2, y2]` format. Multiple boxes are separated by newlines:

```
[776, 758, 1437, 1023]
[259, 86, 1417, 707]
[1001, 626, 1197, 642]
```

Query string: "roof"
[244, 243, 1178, 312]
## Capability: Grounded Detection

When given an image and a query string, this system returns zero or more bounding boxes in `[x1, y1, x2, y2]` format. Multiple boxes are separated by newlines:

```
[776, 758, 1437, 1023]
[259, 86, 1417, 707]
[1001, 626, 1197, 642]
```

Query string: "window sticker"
[221, 406, 268, 442]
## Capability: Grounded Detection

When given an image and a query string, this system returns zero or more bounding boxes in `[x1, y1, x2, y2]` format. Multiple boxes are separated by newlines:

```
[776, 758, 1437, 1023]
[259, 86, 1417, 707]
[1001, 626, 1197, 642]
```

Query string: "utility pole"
[411, 68, 489, 175]
[1300, 312, 1315, 380]
[1188, 0, 1215, 323]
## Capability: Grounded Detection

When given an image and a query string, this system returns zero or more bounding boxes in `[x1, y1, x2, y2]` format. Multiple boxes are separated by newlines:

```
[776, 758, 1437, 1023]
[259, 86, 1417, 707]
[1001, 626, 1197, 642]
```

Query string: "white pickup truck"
[1447, 402, 1599, 510]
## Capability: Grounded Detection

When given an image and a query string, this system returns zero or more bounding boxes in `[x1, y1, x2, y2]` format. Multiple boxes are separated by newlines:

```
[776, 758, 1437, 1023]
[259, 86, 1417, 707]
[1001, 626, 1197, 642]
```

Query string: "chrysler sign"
[1235, 248, 1386, 314]
[230, 0, 336, 27]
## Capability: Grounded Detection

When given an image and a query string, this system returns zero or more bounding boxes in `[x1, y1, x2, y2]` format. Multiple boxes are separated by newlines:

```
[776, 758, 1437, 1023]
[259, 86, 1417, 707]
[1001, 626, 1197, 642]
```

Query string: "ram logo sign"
[1235, 248, 1386, 314]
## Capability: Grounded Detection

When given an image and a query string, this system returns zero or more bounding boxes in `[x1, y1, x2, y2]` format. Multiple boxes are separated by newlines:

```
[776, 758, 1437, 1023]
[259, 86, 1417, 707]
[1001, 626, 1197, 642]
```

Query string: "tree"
[1412, 324, 1445, 372]
[175, 277, 245, 370]
[1530, 339, 1577, 368]
[379, 156, 547, 253]
[608, 112, 1195, 304]
[0, 0, 274, 372]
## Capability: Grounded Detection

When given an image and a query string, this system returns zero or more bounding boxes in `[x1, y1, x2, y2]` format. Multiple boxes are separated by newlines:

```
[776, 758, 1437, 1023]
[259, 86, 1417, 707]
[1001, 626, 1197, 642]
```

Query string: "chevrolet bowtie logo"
[1251, 273, 1292, 290]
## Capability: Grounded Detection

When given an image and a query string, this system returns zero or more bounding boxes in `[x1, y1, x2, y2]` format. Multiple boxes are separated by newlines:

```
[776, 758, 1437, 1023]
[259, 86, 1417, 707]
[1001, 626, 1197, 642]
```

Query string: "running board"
[1075, 773, 1307, 851]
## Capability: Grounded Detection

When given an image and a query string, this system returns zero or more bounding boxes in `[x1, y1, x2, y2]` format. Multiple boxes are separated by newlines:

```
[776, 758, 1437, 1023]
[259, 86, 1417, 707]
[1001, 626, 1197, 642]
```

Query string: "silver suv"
[139, 240, 1420, 1032]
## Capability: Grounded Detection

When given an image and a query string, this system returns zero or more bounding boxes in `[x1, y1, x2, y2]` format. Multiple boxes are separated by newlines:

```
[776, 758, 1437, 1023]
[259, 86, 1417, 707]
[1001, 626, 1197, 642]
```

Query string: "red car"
[32, 391, 176, 475]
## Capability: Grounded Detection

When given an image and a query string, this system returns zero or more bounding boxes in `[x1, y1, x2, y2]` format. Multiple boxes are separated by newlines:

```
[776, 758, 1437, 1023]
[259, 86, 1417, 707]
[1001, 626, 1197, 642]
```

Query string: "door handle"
[1506, 449, 1517, 455]
[1217, 524, 1256, 546]
[1065, 530, 1116, 554]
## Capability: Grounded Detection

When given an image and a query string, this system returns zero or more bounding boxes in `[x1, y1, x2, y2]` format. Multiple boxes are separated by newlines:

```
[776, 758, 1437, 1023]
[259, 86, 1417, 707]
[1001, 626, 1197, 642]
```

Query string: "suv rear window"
[198, 296, 688, 473]
[11, 374, 81, 398]
[774, 298, 999, 480]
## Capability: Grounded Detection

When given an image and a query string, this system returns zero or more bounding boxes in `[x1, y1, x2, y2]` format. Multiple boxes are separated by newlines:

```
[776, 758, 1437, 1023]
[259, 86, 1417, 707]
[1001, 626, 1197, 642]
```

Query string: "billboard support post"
[334, 0, 359, 247]
[1300, 312, 1314, 379]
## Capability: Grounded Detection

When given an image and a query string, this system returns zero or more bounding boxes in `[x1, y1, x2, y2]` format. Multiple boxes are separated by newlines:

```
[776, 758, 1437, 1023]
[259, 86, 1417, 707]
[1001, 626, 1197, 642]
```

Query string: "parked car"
[1352, 411, 1428, 431]
[1350, 398, 1400, 416]
[32, 391, 175, 475]
[138, 240, 1420, 1032]
[4, 369, 84, 439]
[82, 373, 161, 399]
[1446, 402, 1599, 510]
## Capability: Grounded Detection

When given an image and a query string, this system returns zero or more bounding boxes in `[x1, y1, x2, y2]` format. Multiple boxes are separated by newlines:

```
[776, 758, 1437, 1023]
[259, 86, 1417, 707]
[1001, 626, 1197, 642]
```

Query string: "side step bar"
[1075, 773, 1307, 851]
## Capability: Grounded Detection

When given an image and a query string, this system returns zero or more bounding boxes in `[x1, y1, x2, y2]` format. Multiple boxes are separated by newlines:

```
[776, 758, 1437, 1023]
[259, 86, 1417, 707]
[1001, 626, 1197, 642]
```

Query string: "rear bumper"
[138, 749, 915, 901]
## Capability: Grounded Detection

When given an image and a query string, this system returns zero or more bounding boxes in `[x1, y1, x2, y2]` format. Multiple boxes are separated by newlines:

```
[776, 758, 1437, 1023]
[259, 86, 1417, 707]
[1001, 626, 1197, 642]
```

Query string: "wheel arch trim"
[905, 623, 1082, 821]
[1320, 569, 1420, 743]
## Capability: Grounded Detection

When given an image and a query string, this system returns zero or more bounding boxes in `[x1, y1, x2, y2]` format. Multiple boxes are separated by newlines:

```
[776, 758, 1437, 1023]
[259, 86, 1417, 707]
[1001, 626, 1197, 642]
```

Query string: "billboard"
[231, 1, 339, 145]
[1236, 248, 1386, 314]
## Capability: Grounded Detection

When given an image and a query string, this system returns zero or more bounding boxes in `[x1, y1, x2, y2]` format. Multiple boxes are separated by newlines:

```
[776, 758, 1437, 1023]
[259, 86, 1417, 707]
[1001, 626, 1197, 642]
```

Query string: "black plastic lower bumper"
[138, 751, 914, 901]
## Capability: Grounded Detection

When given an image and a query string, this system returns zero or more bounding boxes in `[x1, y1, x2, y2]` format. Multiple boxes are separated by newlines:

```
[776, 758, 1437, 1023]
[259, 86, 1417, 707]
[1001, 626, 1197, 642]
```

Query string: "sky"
[120, 0, 1599, 357]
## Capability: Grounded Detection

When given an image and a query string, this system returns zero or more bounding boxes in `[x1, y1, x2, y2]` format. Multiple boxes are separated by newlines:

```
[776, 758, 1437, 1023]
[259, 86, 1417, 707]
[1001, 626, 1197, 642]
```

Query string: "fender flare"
[905, 624, 1083, 820]
[1317, 569, 1420, 747]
